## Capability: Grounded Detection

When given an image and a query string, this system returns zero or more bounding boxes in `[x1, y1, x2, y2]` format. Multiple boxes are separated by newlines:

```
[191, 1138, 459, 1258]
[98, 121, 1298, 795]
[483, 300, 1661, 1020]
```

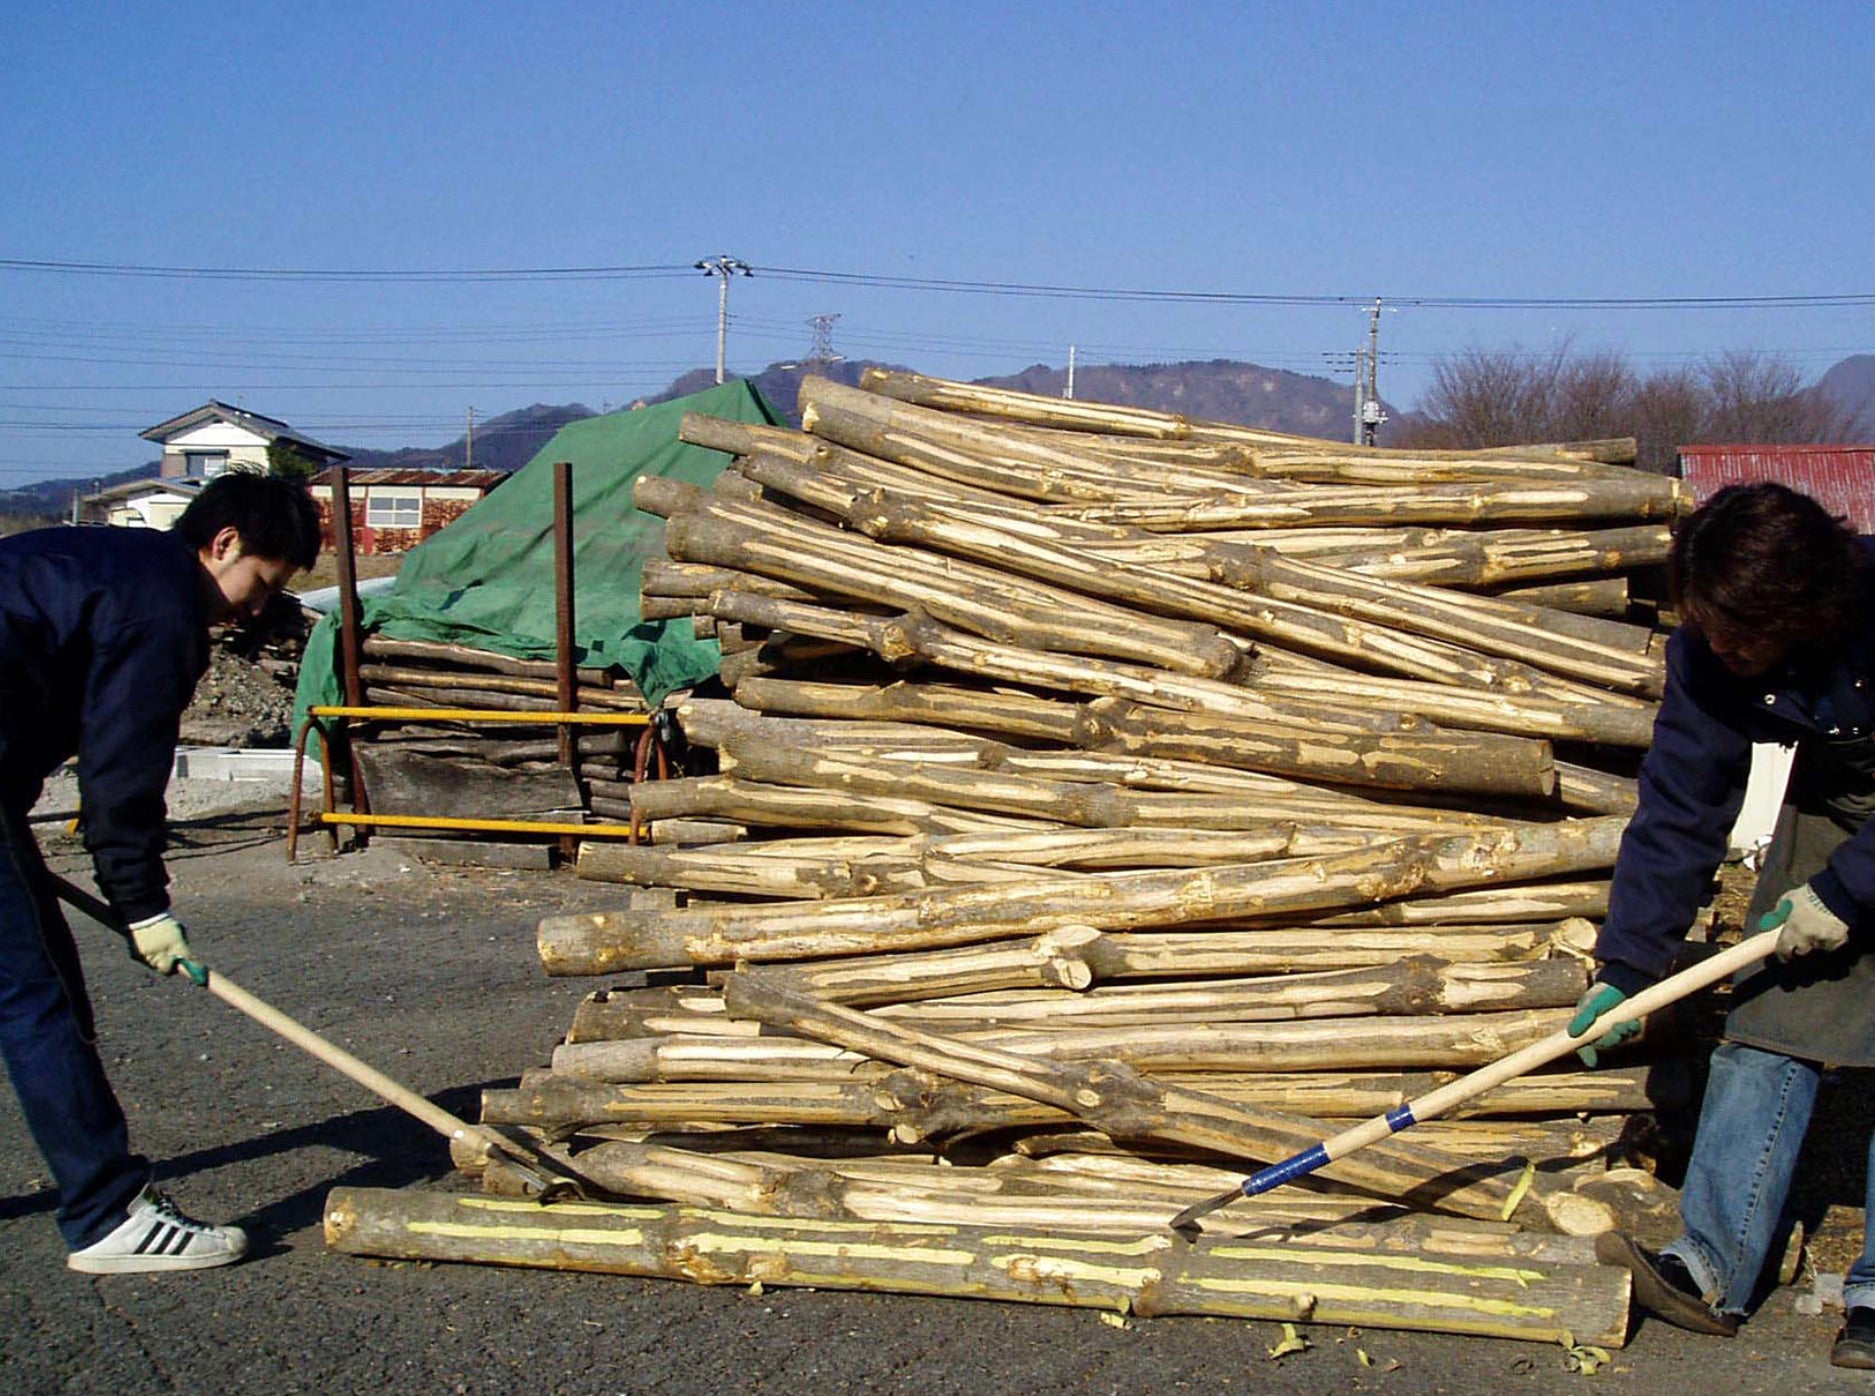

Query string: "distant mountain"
[1817, 354, 1875, 438]
[651, 358, 897, 421]
[977, 360, 1393, 441]
[654, 357, 1397, 440]
[0, 459, 155, 526]
[339, 402, 598, 473]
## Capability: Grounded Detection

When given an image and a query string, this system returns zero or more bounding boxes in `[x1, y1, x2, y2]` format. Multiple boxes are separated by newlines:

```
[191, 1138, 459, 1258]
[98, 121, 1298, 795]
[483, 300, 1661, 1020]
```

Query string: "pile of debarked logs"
[330, 370, 1716, 1347]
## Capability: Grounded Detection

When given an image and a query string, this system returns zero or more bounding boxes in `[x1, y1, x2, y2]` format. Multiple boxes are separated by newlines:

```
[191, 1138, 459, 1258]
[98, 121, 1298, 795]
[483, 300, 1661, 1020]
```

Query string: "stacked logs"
[331, 372, 1699, 1344]
[341, 636, 649, 845]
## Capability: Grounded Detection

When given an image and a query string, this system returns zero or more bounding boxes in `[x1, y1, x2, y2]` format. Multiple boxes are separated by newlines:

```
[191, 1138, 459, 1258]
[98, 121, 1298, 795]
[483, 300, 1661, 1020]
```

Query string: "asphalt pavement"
[2, 800, 1869, 1394]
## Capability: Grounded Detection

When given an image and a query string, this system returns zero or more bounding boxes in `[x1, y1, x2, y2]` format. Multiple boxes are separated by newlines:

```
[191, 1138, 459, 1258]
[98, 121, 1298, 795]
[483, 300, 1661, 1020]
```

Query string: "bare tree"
[1400, 346, 1851, 475]
[1551, 350, 1639, 444]
[1627, 367, 1706, 474]
[1699, 350, 1851, 443]
[1416, 344, 1571, 448]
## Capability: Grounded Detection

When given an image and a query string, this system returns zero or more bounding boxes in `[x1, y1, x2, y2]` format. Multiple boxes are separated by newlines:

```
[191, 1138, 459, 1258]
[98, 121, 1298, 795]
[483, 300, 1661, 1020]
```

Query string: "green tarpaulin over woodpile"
[292, 379, 783, 741]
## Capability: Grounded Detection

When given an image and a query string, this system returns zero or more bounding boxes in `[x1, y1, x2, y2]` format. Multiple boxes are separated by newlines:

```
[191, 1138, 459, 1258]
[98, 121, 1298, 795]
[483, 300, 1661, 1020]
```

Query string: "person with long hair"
[1574, 482, 1875, 1366]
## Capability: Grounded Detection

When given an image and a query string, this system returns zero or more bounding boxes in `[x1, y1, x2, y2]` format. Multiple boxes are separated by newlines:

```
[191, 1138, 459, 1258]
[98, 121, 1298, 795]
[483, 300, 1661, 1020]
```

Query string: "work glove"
[128, 911, 195, 976]
[1568, 980, 1640, 1068]
[1761, 883, 1851, 961]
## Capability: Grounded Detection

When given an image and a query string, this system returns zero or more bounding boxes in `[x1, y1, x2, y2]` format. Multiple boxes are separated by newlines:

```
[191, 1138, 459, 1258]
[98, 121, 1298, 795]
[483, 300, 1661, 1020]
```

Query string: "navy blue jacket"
[1595, 538, 1875, 994]
[0, 527, 209, 922]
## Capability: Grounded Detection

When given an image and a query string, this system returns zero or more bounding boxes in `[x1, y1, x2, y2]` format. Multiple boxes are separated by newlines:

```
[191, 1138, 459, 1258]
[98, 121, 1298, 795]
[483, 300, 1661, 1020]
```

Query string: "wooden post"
[329, 466, 370, 823]
[553, 461, 579, 860]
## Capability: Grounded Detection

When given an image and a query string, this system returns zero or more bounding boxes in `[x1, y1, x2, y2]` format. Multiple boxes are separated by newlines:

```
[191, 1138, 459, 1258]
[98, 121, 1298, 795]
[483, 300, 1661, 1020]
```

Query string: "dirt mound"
[180, 645, 298, 748]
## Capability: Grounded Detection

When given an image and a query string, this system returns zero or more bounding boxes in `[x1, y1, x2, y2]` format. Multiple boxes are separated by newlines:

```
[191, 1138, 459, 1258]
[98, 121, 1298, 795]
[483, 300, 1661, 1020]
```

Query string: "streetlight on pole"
[695, 256, 753, 384]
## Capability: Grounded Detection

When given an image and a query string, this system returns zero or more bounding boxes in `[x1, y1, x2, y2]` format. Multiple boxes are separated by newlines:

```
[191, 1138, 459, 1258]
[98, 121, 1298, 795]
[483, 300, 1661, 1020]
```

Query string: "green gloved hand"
[128, 911, 194, 976]
[1760, 883, 1851, 961]
[1568, 981, 1639, 1068]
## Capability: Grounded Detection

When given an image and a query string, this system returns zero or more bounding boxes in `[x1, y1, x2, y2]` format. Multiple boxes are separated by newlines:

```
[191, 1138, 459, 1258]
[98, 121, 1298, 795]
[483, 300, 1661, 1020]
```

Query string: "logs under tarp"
[331, 373, 1703, 1344]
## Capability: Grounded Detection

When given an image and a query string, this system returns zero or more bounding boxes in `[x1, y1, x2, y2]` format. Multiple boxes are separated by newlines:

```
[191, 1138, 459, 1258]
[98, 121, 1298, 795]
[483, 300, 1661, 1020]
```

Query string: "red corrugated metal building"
[308, 467, 509, 555]
[1677, 444, 1875, 534]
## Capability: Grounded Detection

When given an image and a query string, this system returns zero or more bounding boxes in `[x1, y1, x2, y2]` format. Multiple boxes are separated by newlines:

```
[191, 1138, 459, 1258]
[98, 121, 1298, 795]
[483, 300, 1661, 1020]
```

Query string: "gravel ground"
[2, 805, 1872, 1394]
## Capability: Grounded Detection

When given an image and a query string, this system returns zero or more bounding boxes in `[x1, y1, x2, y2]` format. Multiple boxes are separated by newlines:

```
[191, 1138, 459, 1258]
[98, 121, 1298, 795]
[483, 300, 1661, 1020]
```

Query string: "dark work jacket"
[0, 527, 209, 922]
[1595, 538, 1875, 994]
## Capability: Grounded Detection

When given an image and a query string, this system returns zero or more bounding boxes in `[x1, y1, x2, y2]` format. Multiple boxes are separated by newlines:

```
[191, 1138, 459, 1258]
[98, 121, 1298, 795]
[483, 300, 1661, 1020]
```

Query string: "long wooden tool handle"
[46, 871, 512, 1164]
[1236, 932, 1780, 1200]
[196, 970, 491, 1151]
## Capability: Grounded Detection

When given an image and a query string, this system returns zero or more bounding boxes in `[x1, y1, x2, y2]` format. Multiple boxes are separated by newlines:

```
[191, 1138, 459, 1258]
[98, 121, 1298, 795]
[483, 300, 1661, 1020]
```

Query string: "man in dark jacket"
[0, 472, 320, 1274]
[1570, 482, 1875, 1367]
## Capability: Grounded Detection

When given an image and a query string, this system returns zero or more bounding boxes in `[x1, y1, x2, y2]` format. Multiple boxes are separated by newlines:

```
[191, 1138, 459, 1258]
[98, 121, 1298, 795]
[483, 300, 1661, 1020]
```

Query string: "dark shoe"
[1833, 1306, 1875, 1369]
[1594, 1231, 1739, 1337]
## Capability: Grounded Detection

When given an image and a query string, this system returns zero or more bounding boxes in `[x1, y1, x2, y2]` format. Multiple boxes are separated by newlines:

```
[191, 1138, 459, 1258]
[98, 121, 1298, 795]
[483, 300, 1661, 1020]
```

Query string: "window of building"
[183, 451, 228, 478]
[365, 492, 423, 529]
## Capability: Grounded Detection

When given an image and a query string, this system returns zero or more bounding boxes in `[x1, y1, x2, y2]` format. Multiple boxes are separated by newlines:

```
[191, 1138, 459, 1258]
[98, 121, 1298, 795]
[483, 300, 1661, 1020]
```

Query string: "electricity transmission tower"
[807, 313, 844, 364]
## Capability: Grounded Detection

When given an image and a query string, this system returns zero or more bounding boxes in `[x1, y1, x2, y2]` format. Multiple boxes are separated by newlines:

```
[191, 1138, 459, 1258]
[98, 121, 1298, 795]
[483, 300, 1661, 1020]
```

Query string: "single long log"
[860, 369, 1638, 467]
[360, 636, 615, 687]
[1053, 479, 1685, 530]
[735, 676, 1085, 744]
[538, 819, 1626, 973]
[716, 726, 1556, 819]
[1071, 696, 1556, 799]
[1554, 761, 1640, 817]
[866, 957, 1589, 1031]
[641, 558, 817, 602]
[1299, 879, 1611, 926]
[742, 920, 1596, 1007]
[483, 1062, 1670, 1134]
[538, 1140, 1621, 1250]
[326, 1189, 1628, 1345]
[628, 774, 1061, 838]
[677, 413, 819, 460]
[1337, 525, 1674, 588]
[1493, 577, 1632, 618]
[576, 837, 927, 899]
[358, 665, 639, 708]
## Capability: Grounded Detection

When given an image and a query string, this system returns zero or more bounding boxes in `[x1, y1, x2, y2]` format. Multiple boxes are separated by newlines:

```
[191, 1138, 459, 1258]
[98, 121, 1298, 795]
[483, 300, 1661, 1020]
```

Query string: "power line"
[1, 255, 1867, 309]
[0, 258, 694, 283]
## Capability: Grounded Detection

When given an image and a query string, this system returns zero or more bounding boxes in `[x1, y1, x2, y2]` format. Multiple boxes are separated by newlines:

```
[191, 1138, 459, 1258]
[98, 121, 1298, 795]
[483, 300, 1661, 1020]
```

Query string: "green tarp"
[292, 379, 783, 739]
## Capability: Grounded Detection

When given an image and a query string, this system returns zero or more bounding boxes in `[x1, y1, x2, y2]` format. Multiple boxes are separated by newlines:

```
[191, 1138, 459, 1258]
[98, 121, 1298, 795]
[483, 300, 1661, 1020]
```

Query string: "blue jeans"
[0, 804, 148, 1249]
[1666, 1040, 1875, 1315]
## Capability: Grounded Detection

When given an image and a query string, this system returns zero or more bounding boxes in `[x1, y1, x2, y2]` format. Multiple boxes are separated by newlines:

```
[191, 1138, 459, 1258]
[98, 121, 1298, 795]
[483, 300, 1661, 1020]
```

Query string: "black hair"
[1671, 481, 1865, 646]
[174, 472, 322, 572]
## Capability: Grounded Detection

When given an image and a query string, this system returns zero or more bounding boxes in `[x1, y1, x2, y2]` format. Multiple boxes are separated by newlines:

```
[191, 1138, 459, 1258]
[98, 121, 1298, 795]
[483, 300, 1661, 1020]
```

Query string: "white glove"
[1763, 883, 1851, 961]
[128, 911, 195, 975]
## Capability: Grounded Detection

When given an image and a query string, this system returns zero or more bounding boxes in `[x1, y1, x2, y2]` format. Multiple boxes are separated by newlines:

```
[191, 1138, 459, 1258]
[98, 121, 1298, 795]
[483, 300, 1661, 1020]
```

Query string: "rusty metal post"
[553, 461, 579, 861]
[330, 467, 371, 830]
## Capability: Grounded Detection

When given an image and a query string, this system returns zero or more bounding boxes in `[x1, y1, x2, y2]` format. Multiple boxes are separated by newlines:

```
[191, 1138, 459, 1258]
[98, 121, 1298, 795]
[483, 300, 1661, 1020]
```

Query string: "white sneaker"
[67, 1187, 249, 1274]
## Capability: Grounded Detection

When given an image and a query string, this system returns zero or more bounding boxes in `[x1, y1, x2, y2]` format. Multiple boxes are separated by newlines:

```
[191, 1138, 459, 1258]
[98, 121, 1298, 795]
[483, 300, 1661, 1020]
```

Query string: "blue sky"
[1, 0, 1869, 483]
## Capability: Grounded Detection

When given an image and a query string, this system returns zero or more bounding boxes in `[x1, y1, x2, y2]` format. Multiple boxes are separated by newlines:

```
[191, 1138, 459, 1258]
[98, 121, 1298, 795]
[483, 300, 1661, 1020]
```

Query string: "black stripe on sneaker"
[166, 1229, 194, 1255]
[134, 1223, 168, 1255]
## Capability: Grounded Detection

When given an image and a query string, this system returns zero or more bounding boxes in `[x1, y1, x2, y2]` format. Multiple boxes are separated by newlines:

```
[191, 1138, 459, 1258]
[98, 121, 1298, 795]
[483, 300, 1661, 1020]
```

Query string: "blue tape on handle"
[1240, 1144, 1331, 1198]
[1385, 1103, 1418, 1133]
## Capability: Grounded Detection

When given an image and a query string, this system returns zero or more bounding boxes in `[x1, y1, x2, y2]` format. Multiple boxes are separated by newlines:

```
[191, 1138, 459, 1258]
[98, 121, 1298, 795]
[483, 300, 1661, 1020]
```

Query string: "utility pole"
[695, 255, 753, 384]
[465, 407, 474, 471]
[1360, 297, 1388, 447]
[1064, 345, 1077, 400]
